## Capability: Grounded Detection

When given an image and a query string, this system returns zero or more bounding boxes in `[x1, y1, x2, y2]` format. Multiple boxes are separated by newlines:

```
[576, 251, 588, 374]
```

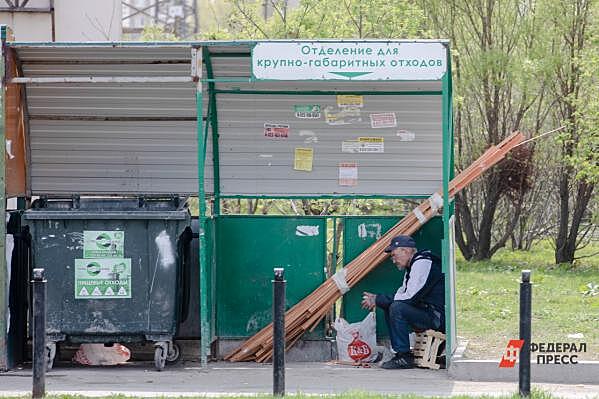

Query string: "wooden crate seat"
[412, 329, 446, 369]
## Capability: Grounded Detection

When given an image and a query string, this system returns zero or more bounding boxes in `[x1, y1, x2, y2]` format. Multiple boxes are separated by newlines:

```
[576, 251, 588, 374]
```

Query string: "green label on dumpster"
[75, 258, 131, 299]
[83, 230, 124, 258]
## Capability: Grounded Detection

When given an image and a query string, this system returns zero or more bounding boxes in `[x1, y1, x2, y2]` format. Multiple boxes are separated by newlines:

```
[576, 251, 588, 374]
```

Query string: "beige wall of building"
[0, 0, 122, 41]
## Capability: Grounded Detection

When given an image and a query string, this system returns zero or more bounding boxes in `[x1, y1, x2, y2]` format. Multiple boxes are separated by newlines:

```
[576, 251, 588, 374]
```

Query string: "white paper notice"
[339, 162, 358, 186]
[397, 130, 416, 141]
[342, 138, 384, 153]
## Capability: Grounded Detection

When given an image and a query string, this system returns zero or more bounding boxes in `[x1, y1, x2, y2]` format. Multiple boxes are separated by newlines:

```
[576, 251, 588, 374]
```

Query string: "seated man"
[361, 235, 445, 369]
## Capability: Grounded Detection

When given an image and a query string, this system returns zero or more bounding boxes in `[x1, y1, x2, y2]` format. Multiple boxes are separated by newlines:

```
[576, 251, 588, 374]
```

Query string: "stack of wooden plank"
[225, 131, 525, 362]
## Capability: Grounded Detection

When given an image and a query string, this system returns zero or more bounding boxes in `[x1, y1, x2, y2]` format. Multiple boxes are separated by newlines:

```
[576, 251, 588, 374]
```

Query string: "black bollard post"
[519, 270, 532, 397]
[32, 268, 47, 399]
[273, 267, 286, 396]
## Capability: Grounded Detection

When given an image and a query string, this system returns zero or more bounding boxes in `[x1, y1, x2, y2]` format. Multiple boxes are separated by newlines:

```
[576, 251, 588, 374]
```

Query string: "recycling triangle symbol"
[105, 287, 115, 296]
[117, 287, 127, 296]
[92, 287, 102, 296]
[79, 287, 89, 296]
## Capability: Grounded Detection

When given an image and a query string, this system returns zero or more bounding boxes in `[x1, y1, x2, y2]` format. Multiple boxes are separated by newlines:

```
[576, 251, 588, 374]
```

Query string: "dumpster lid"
[24, 197, 190, 220]
[23, 210, 189, 220]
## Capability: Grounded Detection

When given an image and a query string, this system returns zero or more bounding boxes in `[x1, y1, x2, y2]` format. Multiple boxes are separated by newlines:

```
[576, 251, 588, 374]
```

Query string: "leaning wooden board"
[226, 131, 526, 362]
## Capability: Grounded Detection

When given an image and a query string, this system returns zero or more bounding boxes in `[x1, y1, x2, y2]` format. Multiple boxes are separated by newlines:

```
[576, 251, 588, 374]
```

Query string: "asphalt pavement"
[1, 360, 598, 398]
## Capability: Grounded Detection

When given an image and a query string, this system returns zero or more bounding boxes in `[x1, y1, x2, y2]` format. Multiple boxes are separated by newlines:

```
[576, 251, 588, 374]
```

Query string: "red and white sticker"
[339, 162, 358, 186]
[264, 123, 290, 138]
[370, 112, 397, 129]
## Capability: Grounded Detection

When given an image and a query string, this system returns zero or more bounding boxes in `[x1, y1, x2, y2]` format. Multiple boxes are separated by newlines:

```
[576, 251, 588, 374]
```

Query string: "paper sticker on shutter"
[324, 106, 362, 125]
[264, 123, 290, 138]
[358, 137, 384, 153]
[396, 129, 416, 141]
[337, 95, 364, 108]
[342, 137, 384, 153]
[339, 162, 358, 186]
[294, 104, 321, 119]
[294, 148, 313, 171]
[370, 112, 397, 128]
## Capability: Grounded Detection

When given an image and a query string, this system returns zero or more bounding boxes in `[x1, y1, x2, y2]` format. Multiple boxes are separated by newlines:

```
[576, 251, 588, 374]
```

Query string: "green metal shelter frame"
[0, 32, 454, 369]
[193, 40, 455, 367]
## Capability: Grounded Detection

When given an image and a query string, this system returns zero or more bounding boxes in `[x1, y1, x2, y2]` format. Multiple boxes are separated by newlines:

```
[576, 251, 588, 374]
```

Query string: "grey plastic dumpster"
[23, 197, 191, 371]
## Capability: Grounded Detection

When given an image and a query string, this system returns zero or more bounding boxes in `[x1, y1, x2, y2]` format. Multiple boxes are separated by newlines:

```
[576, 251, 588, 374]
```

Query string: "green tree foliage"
[199, 0, 233, 38]
[226, 0, 430, 39]
[540, 0, 597, 264]
[571, 16, 599, 186]
[423, 0, 551, 260]
[140, 25, 180, 41]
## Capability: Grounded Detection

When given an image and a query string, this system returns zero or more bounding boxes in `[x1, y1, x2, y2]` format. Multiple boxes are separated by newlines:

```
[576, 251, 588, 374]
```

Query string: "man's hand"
[361, 292, 376, 310]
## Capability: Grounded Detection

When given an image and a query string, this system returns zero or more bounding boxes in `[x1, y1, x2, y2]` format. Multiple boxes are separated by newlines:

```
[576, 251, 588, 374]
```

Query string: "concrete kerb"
[449, 359, 599, 384]
[448, 338, 599, 384]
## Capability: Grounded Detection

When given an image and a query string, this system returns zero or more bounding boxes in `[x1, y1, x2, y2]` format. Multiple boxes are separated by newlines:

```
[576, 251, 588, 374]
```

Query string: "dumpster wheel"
[154, 342, 167, 371]
[166, 342, 180, 364]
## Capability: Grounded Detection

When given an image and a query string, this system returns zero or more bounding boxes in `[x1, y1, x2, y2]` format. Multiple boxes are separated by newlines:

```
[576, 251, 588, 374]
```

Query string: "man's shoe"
[381, 352, 415, 369]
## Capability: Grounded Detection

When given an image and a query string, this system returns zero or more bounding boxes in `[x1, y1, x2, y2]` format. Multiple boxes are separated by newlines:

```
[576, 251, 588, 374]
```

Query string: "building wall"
[122, 0, 199, 40]
[54, 0, 122, 41]
[0, 8, 51, 41]
[0, 0, 122, 41]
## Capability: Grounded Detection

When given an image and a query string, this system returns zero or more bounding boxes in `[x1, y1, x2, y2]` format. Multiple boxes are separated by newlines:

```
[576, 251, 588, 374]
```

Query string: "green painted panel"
[342, 216, 443, 338]
[216, 216, 326, 338]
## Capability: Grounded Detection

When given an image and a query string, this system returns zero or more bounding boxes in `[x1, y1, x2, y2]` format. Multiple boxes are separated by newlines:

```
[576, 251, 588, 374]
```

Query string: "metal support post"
[32, 268, 47, 399]
[193, 46, 209, 368]
[273, 268, 286, 396]
[519, 270, 531, 397]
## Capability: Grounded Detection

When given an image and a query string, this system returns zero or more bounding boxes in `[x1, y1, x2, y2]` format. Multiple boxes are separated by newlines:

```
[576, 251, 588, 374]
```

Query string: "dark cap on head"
[384, 235, 416, 253]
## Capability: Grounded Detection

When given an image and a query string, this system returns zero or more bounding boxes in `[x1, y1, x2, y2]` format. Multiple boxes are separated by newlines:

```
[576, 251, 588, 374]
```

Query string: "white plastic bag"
[333, 312, 378, 363]
[73, 343, 131, 365]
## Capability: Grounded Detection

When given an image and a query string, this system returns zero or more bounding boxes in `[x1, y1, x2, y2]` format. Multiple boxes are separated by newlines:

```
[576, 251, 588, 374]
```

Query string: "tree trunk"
[555, 179, 595, 264]
[455, 171, 505, 261]
[455, 191, 476, 260]
[473, 173, 502, 260]
[555, 164, 571, 263]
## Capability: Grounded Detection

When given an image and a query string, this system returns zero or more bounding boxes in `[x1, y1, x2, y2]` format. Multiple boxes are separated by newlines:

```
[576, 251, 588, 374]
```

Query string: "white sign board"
[252, 42, 447, 81]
